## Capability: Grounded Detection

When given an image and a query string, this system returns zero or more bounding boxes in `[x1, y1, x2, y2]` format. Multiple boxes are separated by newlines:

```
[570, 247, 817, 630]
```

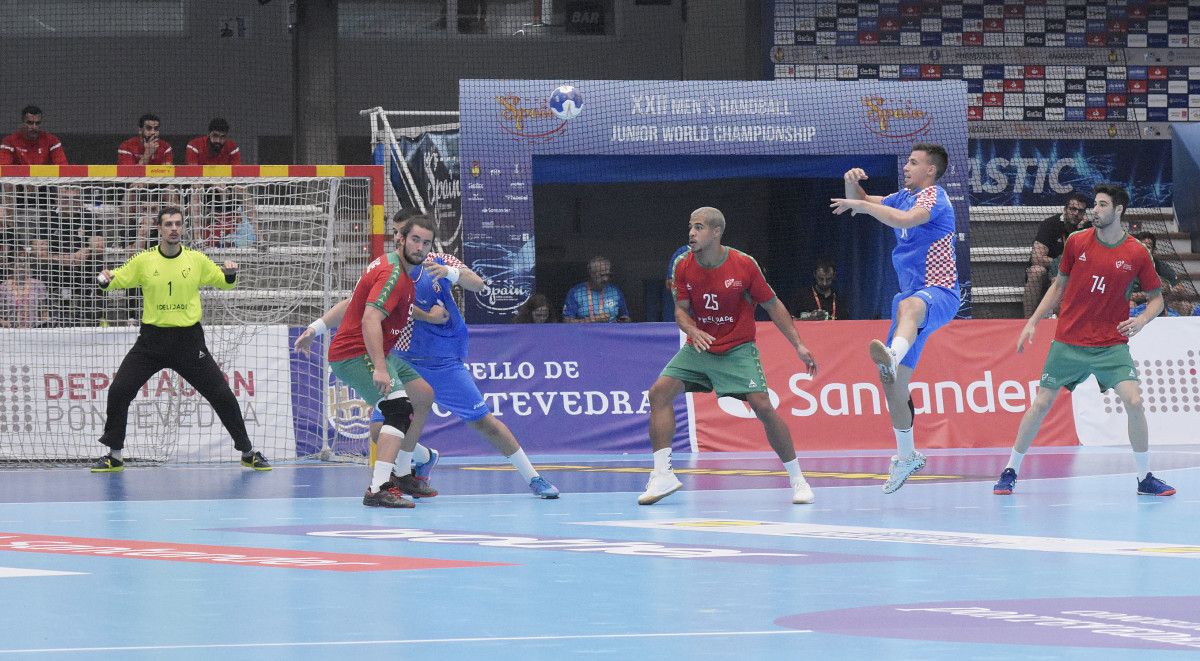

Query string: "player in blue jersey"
[296, 214, 560, 499]
[831, 143, 961, 494]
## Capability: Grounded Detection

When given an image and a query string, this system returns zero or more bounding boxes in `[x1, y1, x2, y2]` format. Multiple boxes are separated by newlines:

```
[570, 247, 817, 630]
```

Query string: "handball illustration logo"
[862, 96, 933, 140]
[548, 85, 583, 120]
[467, 238, 535, 313]
[496, 95, 566, 140]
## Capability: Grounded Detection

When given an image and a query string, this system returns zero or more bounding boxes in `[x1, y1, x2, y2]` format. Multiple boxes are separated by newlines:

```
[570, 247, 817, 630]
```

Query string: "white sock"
[782, 459, 804, 484]
[506, 448, 538, 482]
[653, 447, 673, 473]
[1133, 451, 1150, 481]
[371, 461, 394, 491]
[889, 336, 912, 364]
[110, 449, 123, 460]
[393, 450, 413, 478]
[1006, 449, 1025, 473]
[894, 427, 915, 458]
[412, 444, 431, 466]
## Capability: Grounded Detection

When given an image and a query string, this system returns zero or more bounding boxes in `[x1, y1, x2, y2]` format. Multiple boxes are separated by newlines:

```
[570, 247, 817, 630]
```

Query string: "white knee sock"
[889, 336, 912, 364]
[393, 450, 413, 478]
[371, 461, 394, 491]
[1006, 449, 1026, 473]
[894, 426, 915, 458]
[782, 459, 803, 483]
[412, 443, 431, 465]
[1133, 451, 1149, 481]
[506, 448, 538, 481]
[111, 449, 123, 460]
[653, 447, 673, 473]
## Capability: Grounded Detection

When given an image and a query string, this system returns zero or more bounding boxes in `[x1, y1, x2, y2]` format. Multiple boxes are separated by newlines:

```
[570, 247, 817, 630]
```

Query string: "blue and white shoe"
[993, 468, 1017, 495]
[882, 451, 926, 494]
[413, 447, 440, 481]
[869, 339, 898, 385]
[528, 476, 560, 499]
[1136, 472, 1176, 496]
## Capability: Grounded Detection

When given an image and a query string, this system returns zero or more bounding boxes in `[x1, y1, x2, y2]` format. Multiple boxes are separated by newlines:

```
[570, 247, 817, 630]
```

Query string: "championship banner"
[691, 319, 1079, 452]
[969, 139, 1173, 207]
[291, 323, 687, 457]
[2, 326, 294, 462]
[458, 79, 971, 322]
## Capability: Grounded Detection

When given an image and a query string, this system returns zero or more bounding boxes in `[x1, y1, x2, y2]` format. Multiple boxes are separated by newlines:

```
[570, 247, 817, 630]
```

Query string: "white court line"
[0, 630, 813, 655]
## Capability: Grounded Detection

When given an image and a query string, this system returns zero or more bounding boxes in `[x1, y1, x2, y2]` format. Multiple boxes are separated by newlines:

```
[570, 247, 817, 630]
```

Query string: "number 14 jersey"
[1056, 227, 1160, 347]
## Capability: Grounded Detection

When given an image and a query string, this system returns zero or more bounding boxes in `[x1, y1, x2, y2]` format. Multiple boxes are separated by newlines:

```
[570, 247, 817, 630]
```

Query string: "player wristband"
[308, 319, 328, 337]
[444, 266, 461, 285]
[96, 273, 110, 285]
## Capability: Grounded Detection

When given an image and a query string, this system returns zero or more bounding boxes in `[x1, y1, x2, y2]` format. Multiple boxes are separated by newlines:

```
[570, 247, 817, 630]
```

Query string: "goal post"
[0, 164, 387, 465]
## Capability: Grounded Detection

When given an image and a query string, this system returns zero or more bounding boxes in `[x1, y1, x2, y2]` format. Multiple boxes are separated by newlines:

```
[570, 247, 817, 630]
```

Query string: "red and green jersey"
[328, 252, 415, 362]
[673, 247, 776, 354]
[1055, 227, 1160, 347]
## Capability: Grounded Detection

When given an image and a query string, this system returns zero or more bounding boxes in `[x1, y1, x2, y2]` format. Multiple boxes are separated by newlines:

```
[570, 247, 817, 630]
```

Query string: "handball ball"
[548, 85, 583, 120]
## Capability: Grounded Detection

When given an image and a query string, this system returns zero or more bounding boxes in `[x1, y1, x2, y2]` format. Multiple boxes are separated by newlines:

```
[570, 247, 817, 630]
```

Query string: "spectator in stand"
[0, 105, 67, 165]
[1023, 193, 1091, 317]
[118, 114, 173, 165]
[1131, 231, 1189, 316]
[562, 256, 631, 323]
[0, 255, 49, 328]
[186, 118, 241, 165]
[792, 258, 847, 321]
[514, 293, 555, 323]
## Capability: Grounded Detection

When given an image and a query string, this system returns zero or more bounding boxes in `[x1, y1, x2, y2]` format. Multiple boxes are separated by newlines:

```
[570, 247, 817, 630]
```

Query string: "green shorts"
[1040, 341, 1138, 392]
[330, 354, 423, 407]
[661, 342, 768, 400]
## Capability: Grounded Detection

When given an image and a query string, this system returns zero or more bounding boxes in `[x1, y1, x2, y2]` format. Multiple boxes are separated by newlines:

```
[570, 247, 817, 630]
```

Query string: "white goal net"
[0, 167, 380, 464]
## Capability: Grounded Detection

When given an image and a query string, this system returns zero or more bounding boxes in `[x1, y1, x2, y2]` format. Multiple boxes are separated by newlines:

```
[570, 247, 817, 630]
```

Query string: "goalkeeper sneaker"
[869, 339, 898, 384]
[882, 451, 926, 494]
[993, 468, 1018, 495]
[528, 476, 560, 499]
[393, 472, 438, 499]
[637, 470, 683, 505]
[90, 454, 125, 473]
[791, 477, 815, 504]
[413, 447, 440, 481]
[1136, 472, 1176, 497]
[363, 482, 415, 508]
[241, 451, 272, 471]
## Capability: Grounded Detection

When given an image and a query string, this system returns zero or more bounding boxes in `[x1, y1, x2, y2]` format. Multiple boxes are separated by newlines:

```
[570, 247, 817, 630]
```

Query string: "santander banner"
[692, 319, 1079, 451]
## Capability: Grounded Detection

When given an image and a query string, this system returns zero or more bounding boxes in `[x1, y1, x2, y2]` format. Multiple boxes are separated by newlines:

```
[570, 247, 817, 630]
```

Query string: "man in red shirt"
[186, 118, 241, 165]
[0, 105, 68, 165]
[639, 206, 818, 506]
[993, 183, 1175, 497]
[117, 114, 172, 165]
[325, 214, 437, 508]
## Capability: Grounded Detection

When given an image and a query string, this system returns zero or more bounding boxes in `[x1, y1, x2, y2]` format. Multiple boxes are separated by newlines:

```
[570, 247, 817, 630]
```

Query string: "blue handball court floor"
[1, 446, 1199, 660]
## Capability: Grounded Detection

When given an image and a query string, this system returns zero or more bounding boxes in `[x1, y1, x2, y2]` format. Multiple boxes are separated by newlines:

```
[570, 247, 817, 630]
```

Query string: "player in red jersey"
[185, 118, 241, 165]
[639, 207, 818, 506]
[993, 183, 1175, 497]
[117, 114, 173, 165]
[326, 216, 437, 508]
[0, 105, 67, 165]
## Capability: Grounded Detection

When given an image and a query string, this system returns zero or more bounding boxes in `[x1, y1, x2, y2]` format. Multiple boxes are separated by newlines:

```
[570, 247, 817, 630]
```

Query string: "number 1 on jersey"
[168, 281, 173, 296]
[1090, 275, 1106, 293]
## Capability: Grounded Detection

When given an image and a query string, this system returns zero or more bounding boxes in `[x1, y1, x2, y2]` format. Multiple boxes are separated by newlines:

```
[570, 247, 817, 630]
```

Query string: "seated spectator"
[1024, 193, 1090, 317]
[1131, 231, 1188, 316]
[29, 236, 106, 327]
[0, 255, 49, 328]
[0, 105, 67, 165]
[563, 256, 630, 323]
[514, 293, 555, 323]
[118, 114, 173, 165]
[186, 118, 241, 165]
[792, 258, 847, 320]
[194, 186, 258, 248]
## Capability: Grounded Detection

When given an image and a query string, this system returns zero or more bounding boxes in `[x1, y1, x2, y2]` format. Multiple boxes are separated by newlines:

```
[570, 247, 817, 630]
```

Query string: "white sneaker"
[638, 470, 683, 505]
[791, 477, 815, 504]
[869, 339, 898, 384]
[882, 451, 927, 494]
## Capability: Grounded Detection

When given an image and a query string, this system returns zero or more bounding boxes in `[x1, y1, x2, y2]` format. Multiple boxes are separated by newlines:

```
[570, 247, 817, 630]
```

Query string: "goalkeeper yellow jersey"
[103, 246, 236, 327]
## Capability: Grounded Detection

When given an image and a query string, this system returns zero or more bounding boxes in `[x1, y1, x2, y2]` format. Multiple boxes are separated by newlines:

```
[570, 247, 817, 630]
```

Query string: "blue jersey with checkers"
[394, 253, 469, 361]
[881, 185, 959, 294]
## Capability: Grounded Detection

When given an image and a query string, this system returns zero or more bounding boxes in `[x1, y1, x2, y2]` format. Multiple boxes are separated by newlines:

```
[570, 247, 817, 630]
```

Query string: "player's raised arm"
[843, 167, 885, 204]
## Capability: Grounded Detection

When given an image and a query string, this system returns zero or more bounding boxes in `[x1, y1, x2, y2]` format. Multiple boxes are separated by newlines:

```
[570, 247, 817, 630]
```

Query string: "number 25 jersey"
[672, 247, 776, 355]
[1056, 227, 1160, 347]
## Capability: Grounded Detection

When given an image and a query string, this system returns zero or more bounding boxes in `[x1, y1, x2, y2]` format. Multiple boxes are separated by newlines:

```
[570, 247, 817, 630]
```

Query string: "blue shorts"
[886, 286, 959, 370]
[369, 357, 490, 423]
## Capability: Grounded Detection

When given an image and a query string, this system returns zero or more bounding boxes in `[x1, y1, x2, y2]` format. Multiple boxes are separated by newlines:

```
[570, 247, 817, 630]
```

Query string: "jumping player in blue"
[296, 214, 560, 499]
[830, 143, 961, 494]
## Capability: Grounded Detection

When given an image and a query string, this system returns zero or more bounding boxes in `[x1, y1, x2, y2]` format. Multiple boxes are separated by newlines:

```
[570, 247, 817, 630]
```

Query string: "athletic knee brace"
[378, 396, 413, 439]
